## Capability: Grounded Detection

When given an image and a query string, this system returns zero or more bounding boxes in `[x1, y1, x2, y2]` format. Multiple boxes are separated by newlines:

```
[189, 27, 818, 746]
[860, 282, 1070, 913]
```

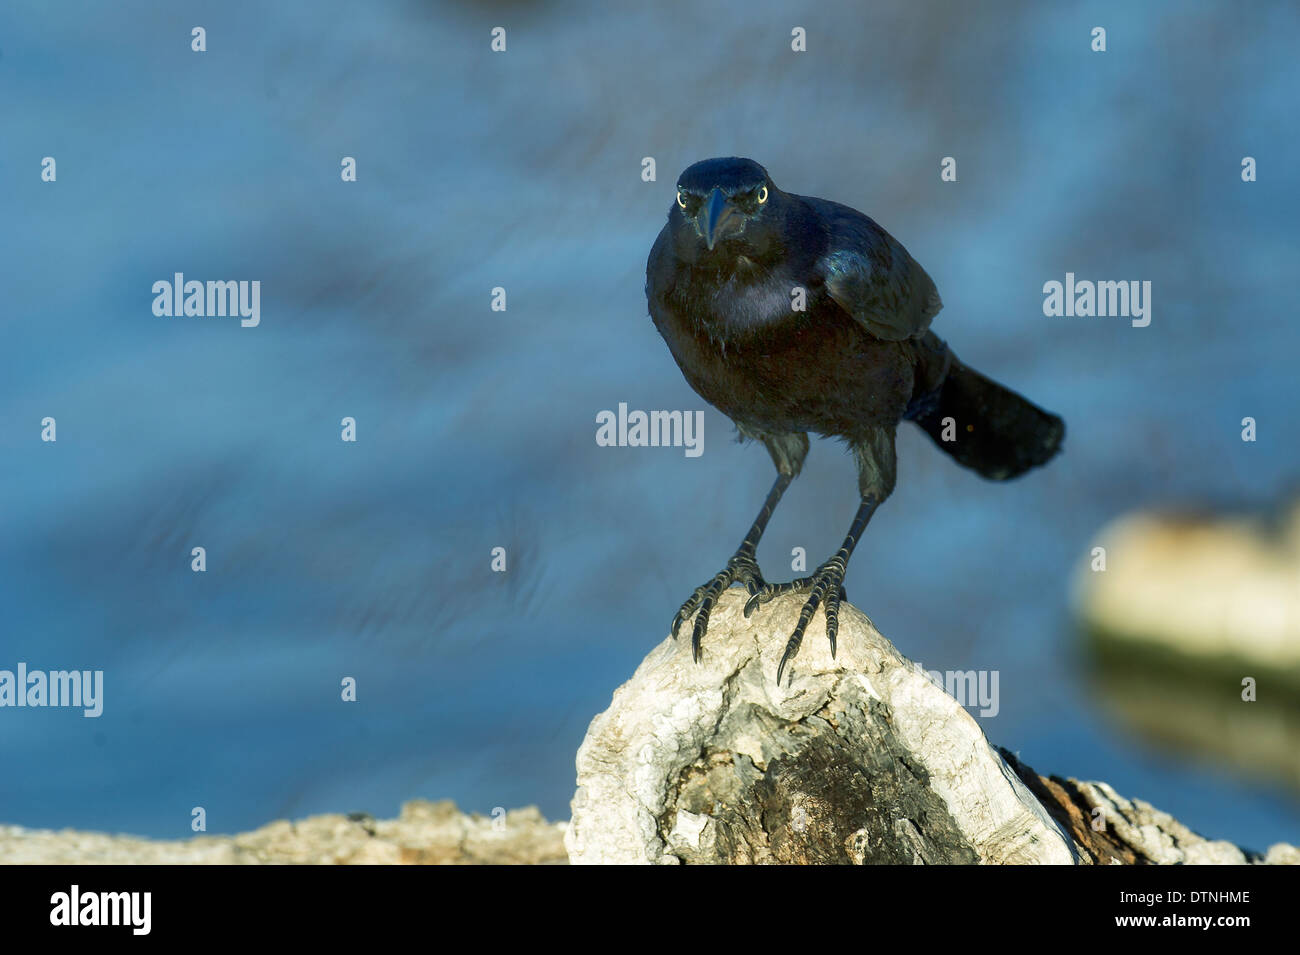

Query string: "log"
[5, 588, 1295, 865]
[565, 590, 1297, 865]
[0, 801, 567, 865]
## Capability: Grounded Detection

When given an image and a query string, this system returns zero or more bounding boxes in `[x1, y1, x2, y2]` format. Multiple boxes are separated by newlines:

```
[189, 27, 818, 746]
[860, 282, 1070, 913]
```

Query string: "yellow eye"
[757, 186, 768, 204]
[676, 189, 687, 209]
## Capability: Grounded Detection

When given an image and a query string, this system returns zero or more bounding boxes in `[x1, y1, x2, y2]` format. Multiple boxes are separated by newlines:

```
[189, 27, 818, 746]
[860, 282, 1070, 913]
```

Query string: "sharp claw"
[673, 552, 771, 660]
[746, 579, 806, 618]
[671, 604, 693, 639]
[826, 589, 841, 658]
[767, 560, 854, 684]
[778, 630, 803, 686]
[691, 613, 708, 662]
[677, 548, 855, 682]
[690, 582, 723, 662]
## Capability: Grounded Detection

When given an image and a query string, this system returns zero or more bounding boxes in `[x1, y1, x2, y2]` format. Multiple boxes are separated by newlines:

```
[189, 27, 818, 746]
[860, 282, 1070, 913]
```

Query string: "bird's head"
[670, 157, 782, 265]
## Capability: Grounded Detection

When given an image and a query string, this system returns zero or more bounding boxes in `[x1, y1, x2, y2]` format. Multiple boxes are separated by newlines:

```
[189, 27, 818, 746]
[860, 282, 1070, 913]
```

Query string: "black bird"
[646, 157, 1064, 684]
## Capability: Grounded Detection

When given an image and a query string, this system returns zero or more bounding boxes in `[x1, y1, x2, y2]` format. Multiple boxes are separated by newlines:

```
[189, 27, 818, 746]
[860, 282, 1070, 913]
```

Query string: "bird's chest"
[698, 273, 798, 336]
[653, 276, 874, 433]
[659, 268, 816, 344]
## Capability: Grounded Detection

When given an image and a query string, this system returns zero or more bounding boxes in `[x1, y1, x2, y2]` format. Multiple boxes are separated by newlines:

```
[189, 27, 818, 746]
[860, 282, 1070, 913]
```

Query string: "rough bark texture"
[1002, 750, 1299, 866]
[565, 590, 1298, 865]
[0, 801, 566, 865]
[566, 590, 1077, 864]
[7, 586, 1296, 866]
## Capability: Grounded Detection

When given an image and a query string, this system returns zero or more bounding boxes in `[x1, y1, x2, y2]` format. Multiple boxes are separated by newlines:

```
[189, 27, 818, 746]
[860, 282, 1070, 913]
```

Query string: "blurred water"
[2, 0, 1298, 849]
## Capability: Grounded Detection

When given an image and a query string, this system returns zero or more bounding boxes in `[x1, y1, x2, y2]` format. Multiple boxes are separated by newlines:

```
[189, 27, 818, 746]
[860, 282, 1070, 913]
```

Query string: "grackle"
[646, 157, 1064, 685]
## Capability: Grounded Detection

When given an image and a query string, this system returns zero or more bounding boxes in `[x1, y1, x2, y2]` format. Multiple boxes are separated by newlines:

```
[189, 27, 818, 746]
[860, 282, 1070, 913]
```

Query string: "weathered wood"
[0, 801, 567, 865]
[565, 590, 1297, 865]
[566, 590, 1076, 864]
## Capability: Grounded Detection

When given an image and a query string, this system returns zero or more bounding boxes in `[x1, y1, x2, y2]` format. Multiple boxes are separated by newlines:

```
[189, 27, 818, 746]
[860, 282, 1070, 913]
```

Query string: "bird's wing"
[810, 197, 942, 342]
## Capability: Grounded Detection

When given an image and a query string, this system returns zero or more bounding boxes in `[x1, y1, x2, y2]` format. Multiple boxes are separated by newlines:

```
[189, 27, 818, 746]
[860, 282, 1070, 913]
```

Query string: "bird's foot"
[744, 560, 849, 685]
[671, 550, 768, 662]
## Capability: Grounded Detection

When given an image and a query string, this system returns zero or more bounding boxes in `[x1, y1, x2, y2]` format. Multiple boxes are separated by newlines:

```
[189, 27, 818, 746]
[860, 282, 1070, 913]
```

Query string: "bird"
[645, 157, 1064, 685]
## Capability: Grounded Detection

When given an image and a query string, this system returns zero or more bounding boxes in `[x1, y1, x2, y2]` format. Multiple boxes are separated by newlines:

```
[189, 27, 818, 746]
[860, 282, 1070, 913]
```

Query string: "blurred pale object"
[1075, 504, 1300, 795]
[1075, 505, 1300, 672]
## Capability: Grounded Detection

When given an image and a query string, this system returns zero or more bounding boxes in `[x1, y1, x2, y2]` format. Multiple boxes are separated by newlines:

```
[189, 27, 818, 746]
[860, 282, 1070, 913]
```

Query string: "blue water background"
[2, 0, 1298, 848]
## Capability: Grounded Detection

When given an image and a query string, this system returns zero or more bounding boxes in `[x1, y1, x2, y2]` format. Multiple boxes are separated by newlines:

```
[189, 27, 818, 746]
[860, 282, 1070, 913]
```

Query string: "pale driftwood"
[566, 590, 1073, 864]
[565, 590, 1296, 865]
[0, 801, 566, 865]
[6, 587, 1296, 865]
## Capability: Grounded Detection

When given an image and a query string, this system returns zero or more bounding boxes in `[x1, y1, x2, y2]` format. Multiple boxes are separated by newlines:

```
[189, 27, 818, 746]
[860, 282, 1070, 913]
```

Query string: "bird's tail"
[906, 338, 1064, 481]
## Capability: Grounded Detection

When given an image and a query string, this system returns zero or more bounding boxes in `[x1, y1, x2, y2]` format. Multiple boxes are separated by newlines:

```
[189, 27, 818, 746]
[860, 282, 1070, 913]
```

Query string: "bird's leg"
[745, 495, 879, 684]
[672, 432, 808, 661]
[745, 428, 896, 684]
[671, 471, 792, 661]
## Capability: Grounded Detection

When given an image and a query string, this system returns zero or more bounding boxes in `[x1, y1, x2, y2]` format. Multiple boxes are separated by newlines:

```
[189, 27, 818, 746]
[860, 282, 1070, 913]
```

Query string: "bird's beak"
[701, 187, 737, 251]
